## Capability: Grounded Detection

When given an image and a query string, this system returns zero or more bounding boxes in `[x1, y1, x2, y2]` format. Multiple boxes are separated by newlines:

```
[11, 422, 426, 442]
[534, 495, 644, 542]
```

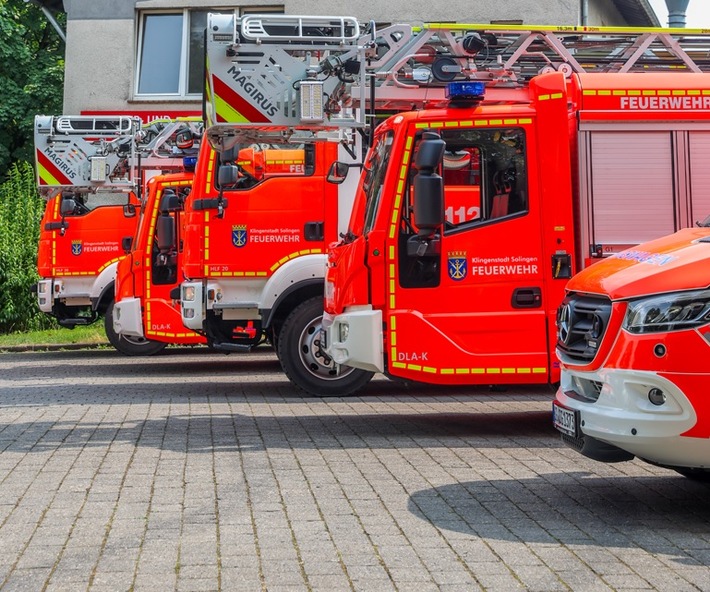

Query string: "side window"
[60, 192, 128, 217]
[225, 143, 314, 190]
[440, 127, 528, 231]
[397, 127, 528, 289]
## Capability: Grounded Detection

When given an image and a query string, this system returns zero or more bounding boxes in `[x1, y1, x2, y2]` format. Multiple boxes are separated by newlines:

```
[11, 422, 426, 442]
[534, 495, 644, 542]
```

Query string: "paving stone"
[0, 349, 709, 591]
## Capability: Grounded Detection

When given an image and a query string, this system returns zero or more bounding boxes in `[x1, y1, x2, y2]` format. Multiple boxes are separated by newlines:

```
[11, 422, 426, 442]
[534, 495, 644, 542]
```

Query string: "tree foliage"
[0, 0, 65, 175]
[0, 161, 52, 332]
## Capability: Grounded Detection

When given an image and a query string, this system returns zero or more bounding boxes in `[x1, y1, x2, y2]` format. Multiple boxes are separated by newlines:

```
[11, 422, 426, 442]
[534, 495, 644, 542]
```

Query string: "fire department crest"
[71, 239, 83, 256]
[447, 251, 467, 281]
[232, 225, 247, 248]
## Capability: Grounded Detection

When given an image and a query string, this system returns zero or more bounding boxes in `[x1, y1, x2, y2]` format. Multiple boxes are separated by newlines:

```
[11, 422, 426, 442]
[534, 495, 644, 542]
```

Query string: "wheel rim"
[297, 314, 355, 381]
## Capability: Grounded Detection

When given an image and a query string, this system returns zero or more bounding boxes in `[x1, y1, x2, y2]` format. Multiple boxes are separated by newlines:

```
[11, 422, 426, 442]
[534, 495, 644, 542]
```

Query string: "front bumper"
[180, 281, 205, 331]
[554, 367, 708, 469]
[113, 297, 144, 338]
[35, 279, 54, 313]
[324, 306, 384, 373]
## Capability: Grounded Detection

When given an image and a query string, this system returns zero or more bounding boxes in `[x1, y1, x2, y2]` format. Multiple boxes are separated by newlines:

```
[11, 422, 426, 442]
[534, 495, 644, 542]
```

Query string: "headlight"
[38, 283, 48, 294]
[182, 285, 196, 302]
[624, 289, 710, 334]
[339, 322, 349, 342]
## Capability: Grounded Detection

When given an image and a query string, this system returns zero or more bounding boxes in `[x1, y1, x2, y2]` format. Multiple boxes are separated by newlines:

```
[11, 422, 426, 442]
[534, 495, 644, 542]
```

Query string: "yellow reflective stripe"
[38, 166, 61, 186]
[267, 249, 324, 273]
[214, 93, 248, 124]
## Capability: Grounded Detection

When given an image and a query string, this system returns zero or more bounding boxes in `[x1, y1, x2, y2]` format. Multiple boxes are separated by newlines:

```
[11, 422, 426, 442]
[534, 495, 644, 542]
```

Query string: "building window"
[136, 8, 283, 98]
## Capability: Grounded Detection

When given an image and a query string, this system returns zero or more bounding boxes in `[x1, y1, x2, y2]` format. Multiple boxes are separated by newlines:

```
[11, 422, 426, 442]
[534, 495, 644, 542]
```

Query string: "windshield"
[349, 130, 394, 238]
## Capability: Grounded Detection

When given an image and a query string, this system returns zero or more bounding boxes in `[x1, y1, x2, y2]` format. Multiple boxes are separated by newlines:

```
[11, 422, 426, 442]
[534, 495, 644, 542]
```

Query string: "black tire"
[277, 296, 373, 397]
[104, 300, 167, 356]
[674, 467, 710, 481]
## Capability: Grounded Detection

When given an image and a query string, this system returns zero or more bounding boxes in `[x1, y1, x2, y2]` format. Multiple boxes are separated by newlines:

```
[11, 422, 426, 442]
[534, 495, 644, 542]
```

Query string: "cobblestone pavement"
[0, 347, 709, 592]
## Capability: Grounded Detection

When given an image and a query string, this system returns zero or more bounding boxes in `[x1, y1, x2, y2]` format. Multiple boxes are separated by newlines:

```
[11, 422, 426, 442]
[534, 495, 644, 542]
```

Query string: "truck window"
[362, 130, 395, 234]
[223, 143, 314, 190]
[60, 191, 130, 216]
[408, 127, 528, 231]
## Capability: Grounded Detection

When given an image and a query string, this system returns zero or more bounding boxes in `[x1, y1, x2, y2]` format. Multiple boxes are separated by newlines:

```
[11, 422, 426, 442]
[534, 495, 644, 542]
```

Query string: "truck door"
[144, 181, 193, 339]
[386, 123, 551, 384]
[202, 144, 333, 277]
[39, 191, 138, 277]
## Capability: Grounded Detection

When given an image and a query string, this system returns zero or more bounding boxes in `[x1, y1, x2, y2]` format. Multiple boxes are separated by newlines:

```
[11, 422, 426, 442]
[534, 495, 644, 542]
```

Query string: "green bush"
[0, 161, 54, 333]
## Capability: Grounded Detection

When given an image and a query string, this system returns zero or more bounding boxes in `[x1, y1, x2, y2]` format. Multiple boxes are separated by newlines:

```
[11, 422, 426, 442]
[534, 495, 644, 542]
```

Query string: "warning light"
[183, 157, 197, 171]
[445, 82, 486, 106]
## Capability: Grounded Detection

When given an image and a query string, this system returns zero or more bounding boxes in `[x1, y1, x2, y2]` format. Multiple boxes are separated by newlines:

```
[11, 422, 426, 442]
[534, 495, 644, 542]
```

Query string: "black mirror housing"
[415, 132, 446, 171]
[218, 164, 239, 188]
[60, 198, 77, 217]
[159, 189, 182, 213]
[155, 215, 176, 252]
[326, 161, 350, 185]
[413, 174, 444, 233]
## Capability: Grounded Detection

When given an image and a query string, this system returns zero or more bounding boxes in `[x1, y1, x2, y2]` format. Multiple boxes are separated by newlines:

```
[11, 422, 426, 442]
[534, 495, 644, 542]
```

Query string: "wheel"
[104, 300, 167, 356]
[277, 296, 373, 397]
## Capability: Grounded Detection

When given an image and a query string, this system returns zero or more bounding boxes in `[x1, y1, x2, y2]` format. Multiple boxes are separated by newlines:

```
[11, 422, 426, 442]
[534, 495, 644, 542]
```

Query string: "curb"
[0, 343, 108, 353]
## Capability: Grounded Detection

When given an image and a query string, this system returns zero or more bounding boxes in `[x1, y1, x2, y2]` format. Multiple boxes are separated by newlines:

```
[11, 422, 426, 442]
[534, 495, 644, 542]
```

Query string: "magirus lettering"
[227, 67, 279, 117]
[44, 148, 76, 180]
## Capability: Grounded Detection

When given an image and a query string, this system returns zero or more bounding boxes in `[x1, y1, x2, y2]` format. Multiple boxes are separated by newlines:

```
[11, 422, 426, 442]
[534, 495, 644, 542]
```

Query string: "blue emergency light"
[445, 81, 486, 105]
[183, 156, 197, 171]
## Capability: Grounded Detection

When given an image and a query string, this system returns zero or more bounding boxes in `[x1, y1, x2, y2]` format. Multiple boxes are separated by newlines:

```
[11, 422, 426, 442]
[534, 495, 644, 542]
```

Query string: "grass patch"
[0, 323, 108, 348]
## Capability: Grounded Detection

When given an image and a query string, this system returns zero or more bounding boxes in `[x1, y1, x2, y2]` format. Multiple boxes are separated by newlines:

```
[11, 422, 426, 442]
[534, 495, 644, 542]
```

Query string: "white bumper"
[36, 279, 55, 313]
[324, 306, 384, 374]
[36, 277, 93, 313]
[556, 367, 708, 469]
[180, 281, 206, 331]
[112, 297, 144, 337]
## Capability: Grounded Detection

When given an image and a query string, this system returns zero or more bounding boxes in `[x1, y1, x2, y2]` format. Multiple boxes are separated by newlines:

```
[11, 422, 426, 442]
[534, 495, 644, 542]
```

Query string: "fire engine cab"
[34, 115, 200, 353]
[319, 23, 710, 396]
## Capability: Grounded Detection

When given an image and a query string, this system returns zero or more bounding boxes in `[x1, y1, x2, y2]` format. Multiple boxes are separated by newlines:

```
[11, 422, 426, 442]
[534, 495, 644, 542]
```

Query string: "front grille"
[565, 379, 602, 403]
[556, 294, 612, 364]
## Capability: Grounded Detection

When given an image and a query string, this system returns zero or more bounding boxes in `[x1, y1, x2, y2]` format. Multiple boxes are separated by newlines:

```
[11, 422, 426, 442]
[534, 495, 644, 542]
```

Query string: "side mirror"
[121, 236, 133, 253]
[159, 189, 182, 213]
[413, 132, 446, 235]
[60, 198, 77, 217]
[326, 161, 350, 185]
[218, 164, 239, 188]
[220, 146, 239, 164]
[415, 131, 446, 170]
[413, 174, 444, 233]
[123, 203, 137, 218]
[175, 129, 194, 150]
[156, 215, 175, 252]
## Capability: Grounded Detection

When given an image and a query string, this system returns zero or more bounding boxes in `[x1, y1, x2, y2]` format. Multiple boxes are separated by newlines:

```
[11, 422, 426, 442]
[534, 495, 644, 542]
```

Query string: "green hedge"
[0, 161, 53, 333]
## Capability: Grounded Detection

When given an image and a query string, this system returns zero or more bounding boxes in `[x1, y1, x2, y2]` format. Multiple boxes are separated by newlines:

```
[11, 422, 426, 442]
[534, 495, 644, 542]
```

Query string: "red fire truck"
[110, 170, 205, 355]
[316, 25, 710, 396]
[110, 141, 326, 355]
[177, 14, 371, 396]
[186, 15, 710, 396]
[34, 115, 200, 353]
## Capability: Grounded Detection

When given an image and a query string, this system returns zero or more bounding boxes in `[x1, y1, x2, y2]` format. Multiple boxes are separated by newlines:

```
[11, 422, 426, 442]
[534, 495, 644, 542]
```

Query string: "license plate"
[552, 401, 578, 438]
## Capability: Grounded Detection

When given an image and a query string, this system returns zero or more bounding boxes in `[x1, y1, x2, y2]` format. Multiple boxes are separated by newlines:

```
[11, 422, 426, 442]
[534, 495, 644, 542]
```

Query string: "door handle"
[512, 287, 541, 308]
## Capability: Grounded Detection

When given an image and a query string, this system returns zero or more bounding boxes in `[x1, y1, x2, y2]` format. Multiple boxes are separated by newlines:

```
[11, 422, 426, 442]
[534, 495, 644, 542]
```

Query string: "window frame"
[135, 7, 284, 100]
